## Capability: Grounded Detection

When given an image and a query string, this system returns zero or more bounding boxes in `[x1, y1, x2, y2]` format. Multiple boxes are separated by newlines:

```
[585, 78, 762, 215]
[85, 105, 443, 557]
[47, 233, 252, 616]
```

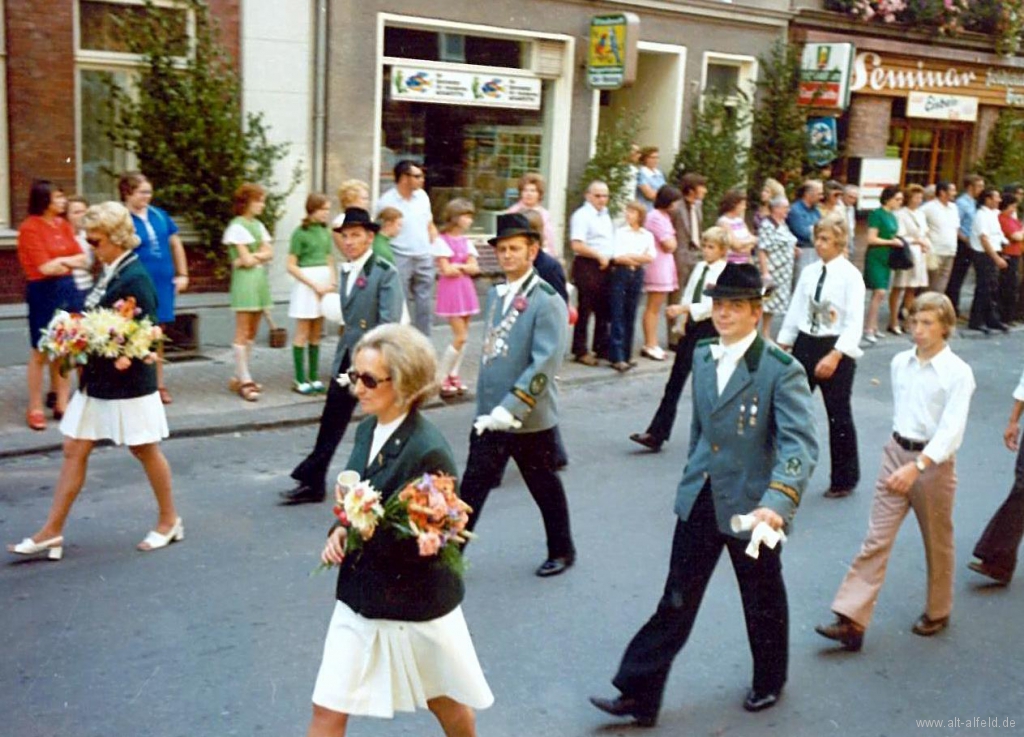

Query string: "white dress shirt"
[499, 269, 533, 314]
[777, 255, 865, 359]
[713, 329, 758, 396]
[890, 346, 975, 464]
[921, 199, 960, 257]
[369, 412, 408, 462]
[375, 187, 433, 257]
[342, 247, 374, 297]
[971, 205, 1007, 253]
[1013, 365, 1024, 403]
[678, 258, 727, 322]
[569, 201, 615, 260]
[611, 225, 656, 260]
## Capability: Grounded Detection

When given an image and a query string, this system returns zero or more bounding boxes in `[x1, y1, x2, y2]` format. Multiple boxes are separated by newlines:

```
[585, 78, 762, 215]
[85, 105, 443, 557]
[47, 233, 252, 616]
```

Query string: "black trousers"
[945, 239, 973, 316]
[645, 318, 718, 443]
[973, 433, 1024, 577]
[792, 332, 860, 490]
[290, 372, 357, 493]
[968, 250, 1002, 329]
[612, 487, 788, 714]
[998, 254, 1021, 324]
[461, 427, 575, 560]
[572, 256, 610, 359]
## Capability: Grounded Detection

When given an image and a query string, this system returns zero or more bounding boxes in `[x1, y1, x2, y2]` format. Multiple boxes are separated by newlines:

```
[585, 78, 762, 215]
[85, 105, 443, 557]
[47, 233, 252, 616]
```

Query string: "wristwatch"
[914, 456, 927, 473]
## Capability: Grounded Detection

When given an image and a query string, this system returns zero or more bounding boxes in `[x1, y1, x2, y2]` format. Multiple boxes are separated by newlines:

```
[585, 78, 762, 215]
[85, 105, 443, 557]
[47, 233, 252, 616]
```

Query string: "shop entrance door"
[595, 43, 686, 165]
[888, 122, 967, 186]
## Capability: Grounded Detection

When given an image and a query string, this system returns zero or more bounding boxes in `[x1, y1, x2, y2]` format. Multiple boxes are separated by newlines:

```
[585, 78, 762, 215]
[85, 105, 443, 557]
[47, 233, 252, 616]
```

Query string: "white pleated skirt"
[311, 601, 494, 719]
[59, 390, 169, 446]
[289, 265, 333, 319]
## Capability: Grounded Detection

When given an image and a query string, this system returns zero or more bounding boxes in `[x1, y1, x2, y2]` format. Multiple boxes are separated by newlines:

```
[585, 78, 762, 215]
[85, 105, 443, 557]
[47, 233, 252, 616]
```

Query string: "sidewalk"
[0, 319, 672, 459]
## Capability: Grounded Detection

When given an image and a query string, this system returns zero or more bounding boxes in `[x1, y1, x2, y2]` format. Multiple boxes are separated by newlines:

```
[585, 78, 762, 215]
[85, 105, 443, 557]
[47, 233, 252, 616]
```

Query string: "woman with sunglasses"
[306, 324, 492, 737]
[8, 202, 182, 562]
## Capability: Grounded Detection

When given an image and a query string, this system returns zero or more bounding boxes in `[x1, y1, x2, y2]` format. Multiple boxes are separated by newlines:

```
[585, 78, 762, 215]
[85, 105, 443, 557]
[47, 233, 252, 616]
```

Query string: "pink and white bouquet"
[39, 297, 163, 373]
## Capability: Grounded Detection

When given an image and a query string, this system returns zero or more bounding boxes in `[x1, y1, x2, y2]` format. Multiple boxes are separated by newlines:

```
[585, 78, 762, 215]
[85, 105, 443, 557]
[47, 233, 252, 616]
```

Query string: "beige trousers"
[831, 438, 957, 629]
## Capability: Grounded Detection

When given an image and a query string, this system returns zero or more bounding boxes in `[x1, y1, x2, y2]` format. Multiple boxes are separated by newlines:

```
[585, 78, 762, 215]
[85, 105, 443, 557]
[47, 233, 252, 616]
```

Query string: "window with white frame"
[701, 52, 757, 144]
[75, 0, 192, 204]
[0, 0, 10, 229]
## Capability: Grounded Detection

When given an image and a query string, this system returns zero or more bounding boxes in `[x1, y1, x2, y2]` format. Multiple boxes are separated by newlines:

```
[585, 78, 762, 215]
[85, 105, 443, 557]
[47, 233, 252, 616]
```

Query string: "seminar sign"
[587, 13, 639, 90]
[390, 66, 542, 110]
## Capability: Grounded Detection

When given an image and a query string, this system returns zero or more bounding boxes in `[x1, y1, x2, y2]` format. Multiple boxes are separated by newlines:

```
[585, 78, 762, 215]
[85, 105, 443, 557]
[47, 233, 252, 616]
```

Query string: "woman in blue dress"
[119, 171, 189, 405]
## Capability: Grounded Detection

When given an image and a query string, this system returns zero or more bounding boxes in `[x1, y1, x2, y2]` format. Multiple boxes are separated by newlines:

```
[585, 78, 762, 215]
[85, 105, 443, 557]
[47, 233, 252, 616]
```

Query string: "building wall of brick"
[846, 95, 892, 159]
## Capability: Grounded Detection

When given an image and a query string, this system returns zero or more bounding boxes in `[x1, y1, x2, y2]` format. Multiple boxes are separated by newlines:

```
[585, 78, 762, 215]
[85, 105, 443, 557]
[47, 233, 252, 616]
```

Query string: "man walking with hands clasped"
[591, 263, 818, 727]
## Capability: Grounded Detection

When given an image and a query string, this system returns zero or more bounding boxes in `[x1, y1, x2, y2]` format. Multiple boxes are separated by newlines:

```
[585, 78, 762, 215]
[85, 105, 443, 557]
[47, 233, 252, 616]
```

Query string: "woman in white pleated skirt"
[7, 202, 182, 563]
[306, 325, 492, 737]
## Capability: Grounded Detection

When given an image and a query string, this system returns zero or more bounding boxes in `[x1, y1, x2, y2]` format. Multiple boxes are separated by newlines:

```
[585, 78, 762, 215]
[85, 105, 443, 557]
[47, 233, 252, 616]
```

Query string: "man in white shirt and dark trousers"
[968, 187, 1010, 334]
[921, 181, 960, 294]
[968, 365, 1024, 585]
[570, 181, 616, 365]
[816, 292, 975, 649]
[778, 214, 865, 499]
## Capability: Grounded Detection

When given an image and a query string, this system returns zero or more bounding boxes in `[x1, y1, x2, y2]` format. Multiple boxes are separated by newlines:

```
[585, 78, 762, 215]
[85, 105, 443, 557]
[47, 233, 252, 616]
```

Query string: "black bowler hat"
[488, 213, 540, 246]
[335, 207, 380, 233]
[703, 263, 775, 299]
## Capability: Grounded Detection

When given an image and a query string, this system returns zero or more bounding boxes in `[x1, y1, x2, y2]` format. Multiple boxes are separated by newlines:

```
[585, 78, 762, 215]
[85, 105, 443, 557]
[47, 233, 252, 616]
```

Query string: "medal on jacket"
[749, 394, 758, 428]
[738, 402, 746, 436]
[482, 272, 538, 365]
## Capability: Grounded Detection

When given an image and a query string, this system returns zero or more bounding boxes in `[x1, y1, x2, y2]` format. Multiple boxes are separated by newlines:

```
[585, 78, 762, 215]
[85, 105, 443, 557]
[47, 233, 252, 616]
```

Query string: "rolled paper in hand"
[730, 514, 787, 559]
[335, 470, 361, 503]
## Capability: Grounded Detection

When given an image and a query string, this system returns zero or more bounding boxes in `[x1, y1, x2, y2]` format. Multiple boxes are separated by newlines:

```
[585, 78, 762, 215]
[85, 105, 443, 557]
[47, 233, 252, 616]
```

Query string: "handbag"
[888, 236, 914, 271]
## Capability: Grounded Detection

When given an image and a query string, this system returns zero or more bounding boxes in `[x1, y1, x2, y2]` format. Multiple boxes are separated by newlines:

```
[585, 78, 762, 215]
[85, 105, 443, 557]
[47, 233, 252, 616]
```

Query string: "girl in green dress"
[863, 186, 904, 344]
[223, 183, 274, 401]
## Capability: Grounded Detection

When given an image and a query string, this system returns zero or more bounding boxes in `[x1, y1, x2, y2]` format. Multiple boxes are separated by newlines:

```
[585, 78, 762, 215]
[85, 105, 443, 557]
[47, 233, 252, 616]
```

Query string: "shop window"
[384, 27, 524, 68]
[75, 0, 193, 203]
[701, 53, 757, 106]
[888, 121, 965, 187]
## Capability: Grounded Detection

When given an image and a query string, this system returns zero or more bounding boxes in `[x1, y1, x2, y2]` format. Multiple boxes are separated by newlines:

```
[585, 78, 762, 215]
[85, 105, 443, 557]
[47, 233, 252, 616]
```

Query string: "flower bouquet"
[39, 297, 164, 374]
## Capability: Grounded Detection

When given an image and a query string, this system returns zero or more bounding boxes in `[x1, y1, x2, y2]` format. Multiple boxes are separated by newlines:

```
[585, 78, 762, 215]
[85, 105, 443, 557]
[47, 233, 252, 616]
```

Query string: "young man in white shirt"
[778, 213, 865, 499]
[816, 292, 975, 649]
[968, 187, 1010, 334]
[921, 181, 960, 294]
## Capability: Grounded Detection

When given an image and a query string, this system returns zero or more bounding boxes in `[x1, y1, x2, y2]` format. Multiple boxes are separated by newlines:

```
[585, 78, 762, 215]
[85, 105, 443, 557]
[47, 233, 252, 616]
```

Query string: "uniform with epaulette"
[592, 263, 818, 727]
[460, 213, 576, 578]
[281, 208, 406, 504]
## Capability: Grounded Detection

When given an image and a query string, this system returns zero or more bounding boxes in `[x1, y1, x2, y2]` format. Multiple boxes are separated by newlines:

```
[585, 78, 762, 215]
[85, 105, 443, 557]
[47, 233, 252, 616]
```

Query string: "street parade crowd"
[8, 157, 1024, 735]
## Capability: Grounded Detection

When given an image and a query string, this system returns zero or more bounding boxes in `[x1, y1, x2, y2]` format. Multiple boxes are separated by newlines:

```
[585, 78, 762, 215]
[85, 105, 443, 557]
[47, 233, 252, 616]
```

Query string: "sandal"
[26, 409, 46, 431]
[158, 387, 173, 405]
[238, 381, 260, 402]
[137, 518, 184, 552]
[229, 377, 263, 393]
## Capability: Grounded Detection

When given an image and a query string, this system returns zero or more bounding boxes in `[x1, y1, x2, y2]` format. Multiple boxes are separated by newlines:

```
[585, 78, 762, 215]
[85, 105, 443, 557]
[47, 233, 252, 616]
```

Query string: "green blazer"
[334, 410, 465, 621]
[330, 253, 405, 376]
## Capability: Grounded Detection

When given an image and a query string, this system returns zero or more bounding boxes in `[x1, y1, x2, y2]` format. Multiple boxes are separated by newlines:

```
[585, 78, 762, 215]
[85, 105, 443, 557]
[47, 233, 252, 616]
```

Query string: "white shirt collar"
[102, 249, 132, 275]
[715, 329, 758, 363]
[498, 268, 534, 297]
[909, 344, 953, 371]
[344, 246, 374, 274]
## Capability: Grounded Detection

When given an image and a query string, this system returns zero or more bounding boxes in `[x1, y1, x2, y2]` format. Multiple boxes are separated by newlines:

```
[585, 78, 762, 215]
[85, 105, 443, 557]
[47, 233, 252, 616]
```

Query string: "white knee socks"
[233, 343, 252, 383]
[439, 345, 460, 379]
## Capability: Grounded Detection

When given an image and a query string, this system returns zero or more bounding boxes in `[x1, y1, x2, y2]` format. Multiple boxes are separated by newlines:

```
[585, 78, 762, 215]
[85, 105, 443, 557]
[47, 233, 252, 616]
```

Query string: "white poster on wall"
[907, 91, 979, 122]
[857, 158, 904, 210]
[390, 66, 542, 110]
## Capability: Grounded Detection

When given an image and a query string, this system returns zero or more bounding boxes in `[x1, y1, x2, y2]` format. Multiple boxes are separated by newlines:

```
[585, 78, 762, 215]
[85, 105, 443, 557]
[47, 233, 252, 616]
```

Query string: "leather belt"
[893, 431, 926, 452]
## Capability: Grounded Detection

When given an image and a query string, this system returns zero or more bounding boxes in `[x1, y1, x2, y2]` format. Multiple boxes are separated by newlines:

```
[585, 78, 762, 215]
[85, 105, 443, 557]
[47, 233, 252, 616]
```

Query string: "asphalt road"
[2, 329, 1024, 737]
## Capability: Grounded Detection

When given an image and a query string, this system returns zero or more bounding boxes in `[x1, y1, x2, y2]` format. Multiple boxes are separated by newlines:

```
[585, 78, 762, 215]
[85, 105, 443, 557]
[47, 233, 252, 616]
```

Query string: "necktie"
[810, 264, 827, 334]
[692, 264, 708, 303]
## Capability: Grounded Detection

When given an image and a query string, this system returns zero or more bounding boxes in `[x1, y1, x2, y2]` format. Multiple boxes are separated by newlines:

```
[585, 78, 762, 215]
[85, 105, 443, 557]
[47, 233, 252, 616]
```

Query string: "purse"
[888, 236, 914, 271]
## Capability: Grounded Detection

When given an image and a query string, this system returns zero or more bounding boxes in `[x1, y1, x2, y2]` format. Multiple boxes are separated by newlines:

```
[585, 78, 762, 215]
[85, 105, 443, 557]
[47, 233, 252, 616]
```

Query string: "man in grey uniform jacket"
[460, 213, 576, 577]
[280, 208, 405, 504]
[591, 263, 818, 726]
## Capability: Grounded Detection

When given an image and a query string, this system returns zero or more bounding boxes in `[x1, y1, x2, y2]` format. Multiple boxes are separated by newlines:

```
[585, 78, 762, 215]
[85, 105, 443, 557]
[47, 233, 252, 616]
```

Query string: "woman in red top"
[17, 180, 88, 430]
[998, 195, 1024, 325]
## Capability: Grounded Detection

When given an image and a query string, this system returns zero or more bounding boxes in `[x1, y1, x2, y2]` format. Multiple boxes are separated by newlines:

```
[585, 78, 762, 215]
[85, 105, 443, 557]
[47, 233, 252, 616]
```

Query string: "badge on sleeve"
[784, 457, 802, 477]
[529, 373, 548, 396]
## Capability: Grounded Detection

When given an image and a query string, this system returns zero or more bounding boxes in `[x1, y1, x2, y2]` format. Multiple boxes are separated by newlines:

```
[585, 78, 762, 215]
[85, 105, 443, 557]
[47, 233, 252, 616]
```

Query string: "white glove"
[335, 372, 351, 388]
[473, 406, 522, 436]
[730, 514, 787, 559]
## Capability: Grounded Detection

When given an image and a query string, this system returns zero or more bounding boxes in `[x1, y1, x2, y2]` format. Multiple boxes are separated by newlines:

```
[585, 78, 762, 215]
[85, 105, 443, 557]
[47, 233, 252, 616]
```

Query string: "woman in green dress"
[223, 183, 274, 401]
[863, 186, 904, 344]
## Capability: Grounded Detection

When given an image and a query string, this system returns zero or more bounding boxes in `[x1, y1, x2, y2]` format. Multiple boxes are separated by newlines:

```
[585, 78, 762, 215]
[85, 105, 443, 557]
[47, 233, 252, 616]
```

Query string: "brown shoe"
[911, 614, 949, 637]
[814, 615, 864, 651]
[574, 353, 599, 367]
[967, 558, 1011, 585]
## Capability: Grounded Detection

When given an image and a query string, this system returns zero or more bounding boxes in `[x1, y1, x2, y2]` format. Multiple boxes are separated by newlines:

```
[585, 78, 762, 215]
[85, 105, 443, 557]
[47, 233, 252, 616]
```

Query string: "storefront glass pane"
[80, 68, 130, 204]
[380, 67, 550, 234]
[384, 28, 524, 68]
[904, 128, 934, 185]
[79, 1, 188, 56]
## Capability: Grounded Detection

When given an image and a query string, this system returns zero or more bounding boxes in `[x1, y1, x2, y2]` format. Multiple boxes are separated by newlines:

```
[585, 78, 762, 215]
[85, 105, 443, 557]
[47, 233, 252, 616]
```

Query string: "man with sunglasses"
[460, 213, 576, 578]
[279, 208, 405, 505]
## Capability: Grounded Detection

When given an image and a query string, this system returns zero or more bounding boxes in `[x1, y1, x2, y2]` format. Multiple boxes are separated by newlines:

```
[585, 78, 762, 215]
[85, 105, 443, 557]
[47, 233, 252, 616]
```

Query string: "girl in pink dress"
[433, 198, 481, 397]
[641, 185, 682, 361]
[716, 189, 757, 264]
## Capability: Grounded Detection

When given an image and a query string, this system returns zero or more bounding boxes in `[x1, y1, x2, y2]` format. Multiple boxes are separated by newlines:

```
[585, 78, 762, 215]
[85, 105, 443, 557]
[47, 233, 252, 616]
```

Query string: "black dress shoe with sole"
[911, 613, 949, 636]
[823, 487, 854, 499]
[629, 432, 664, 452]
[589, 695, 657, 727]
[536, 554, 575, 577]
[743, 688, 781, 712]
[814, 616, 864, 651]
[967, 559, 1011, 585]
[278, 484, 326, 505]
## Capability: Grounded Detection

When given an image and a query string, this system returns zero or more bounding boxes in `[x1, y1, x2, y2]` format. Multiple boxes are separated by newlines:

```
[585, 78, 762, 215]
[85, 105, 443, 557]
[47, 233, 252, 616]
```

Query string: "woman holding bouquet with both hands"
[7, 202, 182, 562]
[307, 323, 492, 737]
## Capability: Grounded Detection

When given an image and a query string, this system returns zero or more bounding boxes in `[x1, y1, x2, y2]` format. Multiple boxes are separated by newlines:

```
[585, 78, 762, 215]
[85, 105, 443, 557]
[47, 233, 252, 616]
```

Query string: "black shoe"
[990, 322, 1011, 333]
[967, 558, 1012, 585]
[589, 695, 657, 727]
[45, 391, 57, 410]
[278, 484, 326, 505]
[814, 615, 864, 651]
[743, 688, 781, 712]
[823, 487, 854, 499]
[968, 324, 992, 335]
[911, 613, 949, 637]
[629, 432, 664, 452]
[536, 554, 575, 577]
